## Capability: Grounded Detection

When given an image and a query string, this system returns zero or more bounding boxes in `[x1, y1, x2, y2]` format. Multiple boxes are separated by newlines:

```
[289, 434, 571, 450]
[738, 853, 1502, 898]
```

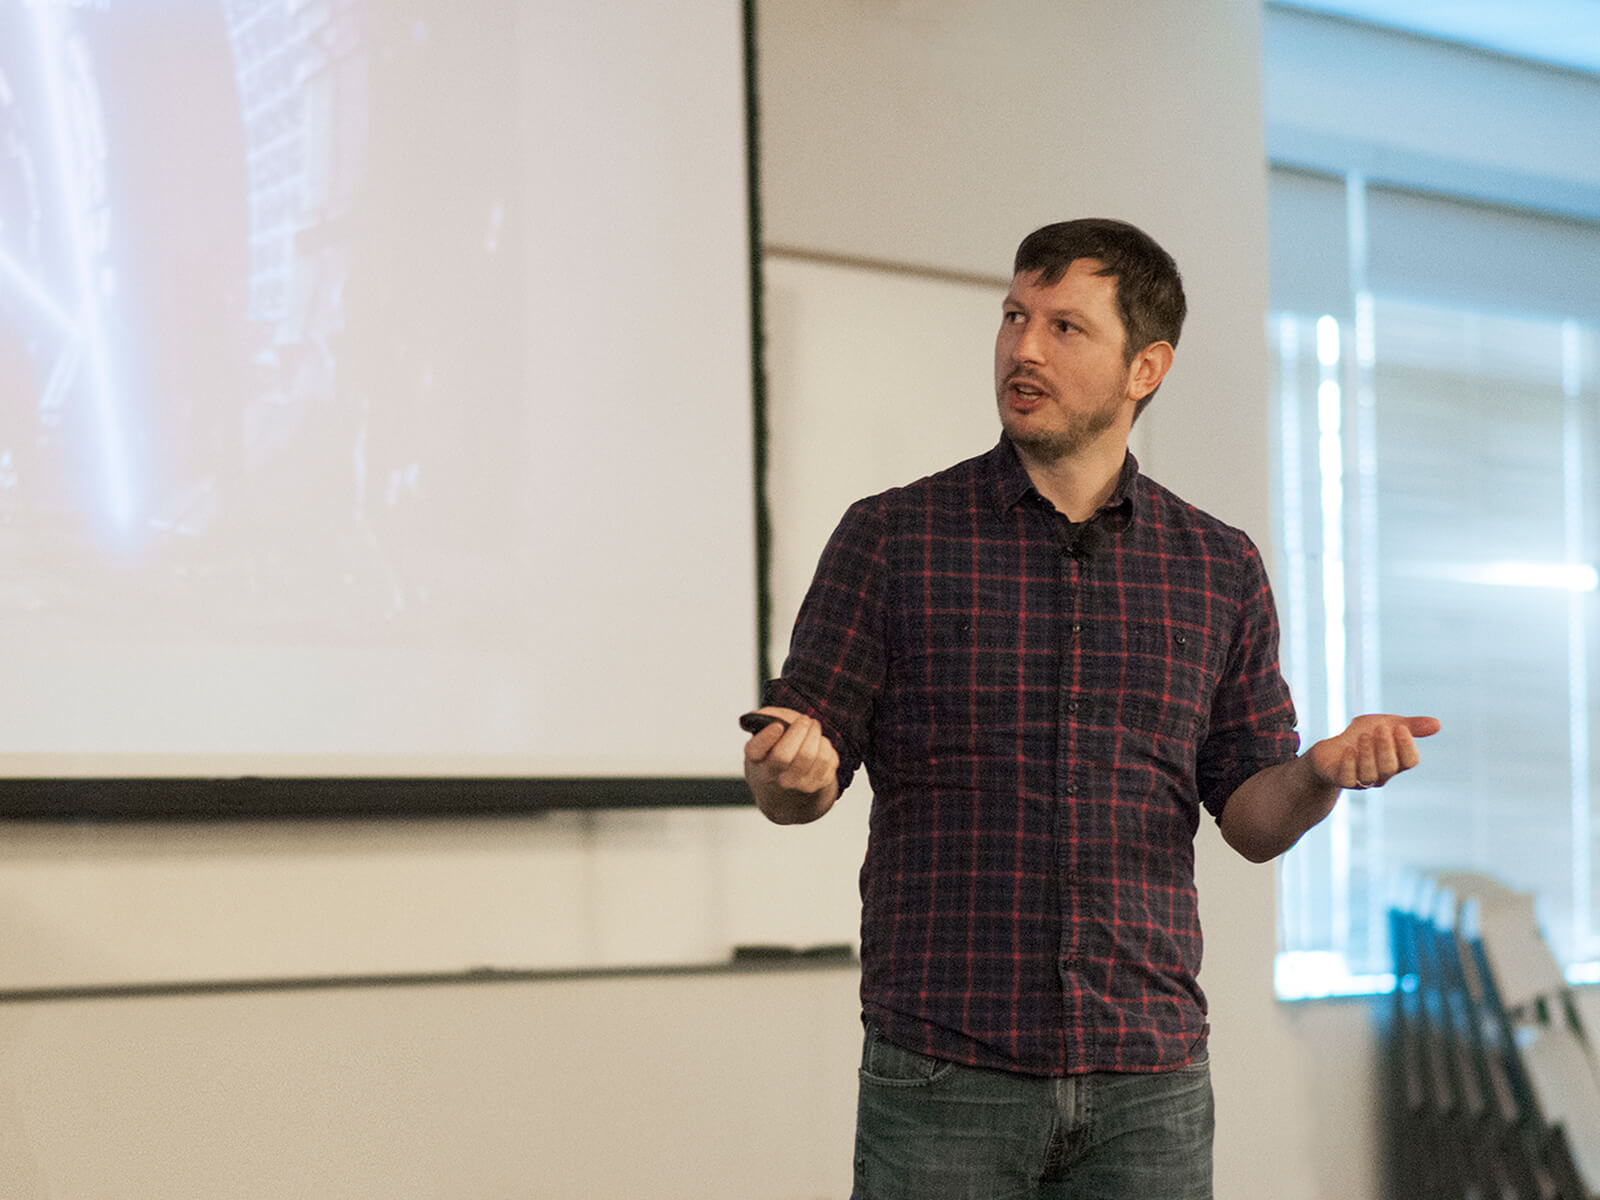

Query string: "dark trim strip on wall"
[0, 776, 753, 822]
[744, 0, 774, 691]
[0, 951, 859, 1006]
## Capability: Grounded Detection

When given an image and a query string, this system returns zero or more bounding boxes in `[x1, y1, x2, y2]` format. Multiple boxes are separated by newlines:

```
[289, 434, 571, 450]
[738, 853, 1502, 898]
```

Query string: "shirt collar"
[988, 436, 1139, 529]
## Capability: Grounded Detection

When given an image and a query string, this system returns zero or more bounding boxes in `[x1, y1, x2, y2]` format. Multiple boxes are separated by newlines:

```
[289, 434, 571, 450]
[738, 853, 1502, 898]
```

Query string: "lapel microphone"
[1067, 521, 1104, 562]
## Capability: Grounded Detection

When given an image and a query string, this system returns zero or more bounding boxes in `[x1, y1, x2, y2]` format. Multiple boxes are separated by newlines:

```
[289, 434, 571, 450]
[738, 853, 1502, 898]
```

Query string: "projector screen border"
[0, 776, 755, 822]
[0, 1, 771, 818]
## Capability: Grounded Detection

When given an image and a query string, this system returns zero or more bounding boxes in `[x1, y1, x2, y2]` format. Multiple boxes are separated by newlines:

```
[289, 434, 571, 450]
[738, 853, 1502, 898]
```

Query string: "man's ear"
[1128, 341, 1175, 403]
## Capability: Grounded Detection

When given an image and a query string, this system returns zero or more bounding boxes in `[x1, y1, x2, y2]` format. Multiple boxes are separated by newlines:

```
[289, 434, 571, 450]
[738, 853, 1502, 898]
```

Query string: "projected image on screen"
[0, 0, 758, 781]
[3, 0, 524, 636]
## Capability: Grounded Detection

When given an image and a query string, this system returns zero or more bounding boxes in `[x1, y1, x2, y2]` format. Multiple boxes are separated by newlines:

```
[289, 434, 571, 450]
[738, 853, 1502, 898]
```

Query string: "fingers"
[1356, 732, 1381, 788]
[778, 720, 839, 794]
[1311, 713, 1439, 793]
[1337, 716, 1433, 791]
[1332, 736, 1374, 791]
[741, 707, 803, 761]
[1403, 716, 1443, 739]
[744, 711, 838, 796]
[1394, 725, 1421, 771]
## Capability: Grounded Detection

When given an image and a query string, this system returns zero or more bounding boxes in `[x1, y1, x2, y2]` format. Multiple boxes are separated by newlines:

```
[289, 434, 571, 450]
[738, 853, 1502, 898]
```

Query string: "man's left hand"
[1306, 713, 1442, 792]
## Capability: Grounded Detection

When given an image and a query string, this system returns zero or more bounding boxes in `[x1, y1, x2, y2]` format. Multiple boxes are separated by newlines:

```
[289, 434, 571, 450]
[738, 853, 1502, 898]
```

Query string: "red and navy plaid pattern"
[765, 439, 1299, 1077]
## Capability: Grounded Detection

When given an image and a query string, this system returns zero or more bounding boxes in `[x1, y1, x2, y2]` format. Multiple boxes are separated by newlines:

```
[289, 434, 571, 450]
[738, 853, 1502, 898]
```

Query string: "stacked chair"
[1386, 873, 1600, 1199]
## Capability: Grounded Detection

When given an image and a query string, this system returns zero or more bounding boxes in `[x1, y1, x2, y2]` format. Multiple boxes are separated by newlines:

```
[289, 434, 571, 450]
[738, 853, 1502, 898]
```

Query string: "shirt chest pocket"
[895, 595, 1024, 736]
[1111, 622, 1218, 742]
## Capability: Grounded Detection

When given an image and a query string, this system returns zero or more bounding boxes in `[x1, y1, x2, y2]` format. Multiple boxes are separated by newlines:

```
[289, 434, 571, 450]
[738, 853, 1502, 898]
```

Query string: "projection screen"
[0, 0, 760, 815]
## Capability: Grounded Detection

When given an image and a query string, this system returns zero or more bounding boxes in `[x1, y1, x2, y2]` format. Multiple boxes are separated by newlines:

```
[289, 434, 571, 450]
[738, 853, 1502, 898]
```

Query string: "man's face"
[994, 260, 1144, 463]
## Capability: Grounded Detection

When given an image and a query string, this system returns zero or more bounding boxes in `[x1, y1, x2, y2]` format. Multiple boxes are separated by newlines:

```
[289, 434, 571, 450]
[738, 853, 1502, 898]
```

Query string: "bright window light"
[1415, 562, 1600, 591]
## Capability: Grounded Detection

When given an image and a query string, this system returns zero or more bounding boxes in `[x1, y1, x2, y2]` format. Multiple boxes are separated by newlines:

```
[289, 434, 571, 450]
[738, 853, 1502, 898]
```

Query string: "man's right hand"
[742, 706, 841, 825]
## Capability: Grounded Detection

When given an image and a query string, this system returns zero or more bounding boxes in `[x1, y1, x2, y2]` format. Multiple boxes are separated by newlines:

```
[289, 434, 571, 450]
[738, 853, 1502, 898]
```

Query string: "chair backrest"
[1387, 871, 1600, 1199]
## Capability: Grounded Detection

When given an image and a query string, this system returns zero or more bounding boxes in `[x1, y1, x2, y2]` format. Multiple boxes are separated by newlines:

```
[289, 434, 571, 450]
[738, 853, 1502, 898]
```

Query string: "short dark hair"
[1013, 219, 1186, 413]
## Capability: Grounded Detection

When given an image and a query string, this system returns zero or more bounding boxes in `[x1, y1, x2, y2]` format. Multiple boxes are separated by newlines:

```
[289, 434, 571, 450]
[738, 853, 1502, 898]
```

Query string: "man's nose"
[1008, 320, 1046, 365]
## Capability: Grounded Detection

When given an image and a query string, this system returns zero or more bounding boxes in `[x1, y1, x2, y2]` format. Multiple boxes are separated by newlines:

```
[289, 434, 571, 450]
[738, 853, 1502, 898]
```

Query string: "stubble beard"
[1000, 393, 1123, 464]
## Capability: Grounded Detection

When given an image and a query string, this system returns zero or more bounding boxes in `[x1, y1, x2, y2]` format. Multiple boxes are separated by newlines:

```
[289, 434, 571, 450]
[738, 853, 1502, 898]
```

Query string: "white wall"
[0, 964, 865, 1200]
[0, 4, 1389, 1197]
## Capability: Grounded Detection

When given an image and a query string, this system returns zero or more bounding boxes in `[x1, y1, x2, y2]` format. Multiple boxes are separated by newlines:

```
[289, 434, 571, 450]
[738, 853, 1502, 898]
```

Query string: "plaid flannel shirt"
[764, 438, 1299, 1076]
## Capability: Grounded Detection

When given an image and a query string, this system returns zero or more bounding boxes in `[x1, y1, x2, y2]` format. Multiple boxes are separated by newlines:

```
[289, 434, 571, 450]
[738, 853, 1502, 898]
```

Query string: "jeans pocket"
[859, 1026, 957, 1088]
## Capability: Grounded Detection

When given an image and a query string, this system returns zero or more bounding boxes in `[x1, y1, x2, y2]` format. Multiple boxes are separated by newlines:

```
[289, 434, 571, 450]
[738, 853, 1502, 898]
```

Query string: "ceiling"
[1272, 0, 1600, 76]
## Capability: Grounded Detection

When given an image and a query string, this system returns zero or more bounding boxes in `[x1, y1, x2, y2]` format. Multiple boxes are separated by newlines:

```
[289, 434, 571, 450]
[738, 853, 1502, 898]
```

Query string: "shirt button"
[1071, 623, 1082, 634]
[1067, 701, 1079, 714]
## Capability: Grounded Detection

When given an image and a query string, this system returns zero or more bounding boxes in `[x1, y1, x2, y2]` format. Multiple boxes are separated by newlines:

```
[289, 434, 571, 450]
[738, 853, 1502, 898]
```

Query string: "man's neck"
[1012, 438, 1128, 522]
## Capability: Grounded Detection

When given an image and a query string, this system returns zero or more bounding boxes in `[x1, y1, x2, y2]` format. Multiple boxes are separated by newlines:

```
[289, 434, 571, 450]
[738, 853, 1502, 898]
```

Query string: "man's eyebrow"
[1041, 305, 1100, 327]
[1001, 295, 1096, 324]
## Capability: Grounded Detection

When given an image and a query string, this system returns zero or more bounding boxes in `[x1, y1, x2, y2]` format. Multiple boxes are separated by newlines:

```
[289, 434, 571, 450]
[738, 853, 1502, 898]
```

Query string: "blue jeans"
[852, 1025, 1214, 1200]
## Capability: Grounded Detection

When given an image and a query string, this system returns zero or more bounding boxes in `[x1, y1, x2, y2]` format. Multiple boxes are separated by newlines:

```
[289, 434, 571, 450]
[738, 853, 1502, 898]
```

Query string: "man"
[743, 218, 1438, 1199]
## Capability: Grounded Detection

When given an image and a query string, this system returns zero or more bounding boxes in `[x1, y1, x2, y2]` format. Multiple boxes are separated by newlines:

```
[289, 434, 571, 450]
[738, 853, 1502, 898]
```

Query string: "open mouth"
[1006, 379, 1051, 409]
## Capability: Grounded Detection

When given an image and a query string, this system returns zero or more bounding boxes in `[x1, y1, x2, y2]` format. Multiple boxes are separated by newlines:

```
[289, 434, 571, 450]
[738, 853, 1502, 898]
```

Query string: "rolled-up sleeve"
[1196, 540, 1301, 818]
[761, 496, 890, 795]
